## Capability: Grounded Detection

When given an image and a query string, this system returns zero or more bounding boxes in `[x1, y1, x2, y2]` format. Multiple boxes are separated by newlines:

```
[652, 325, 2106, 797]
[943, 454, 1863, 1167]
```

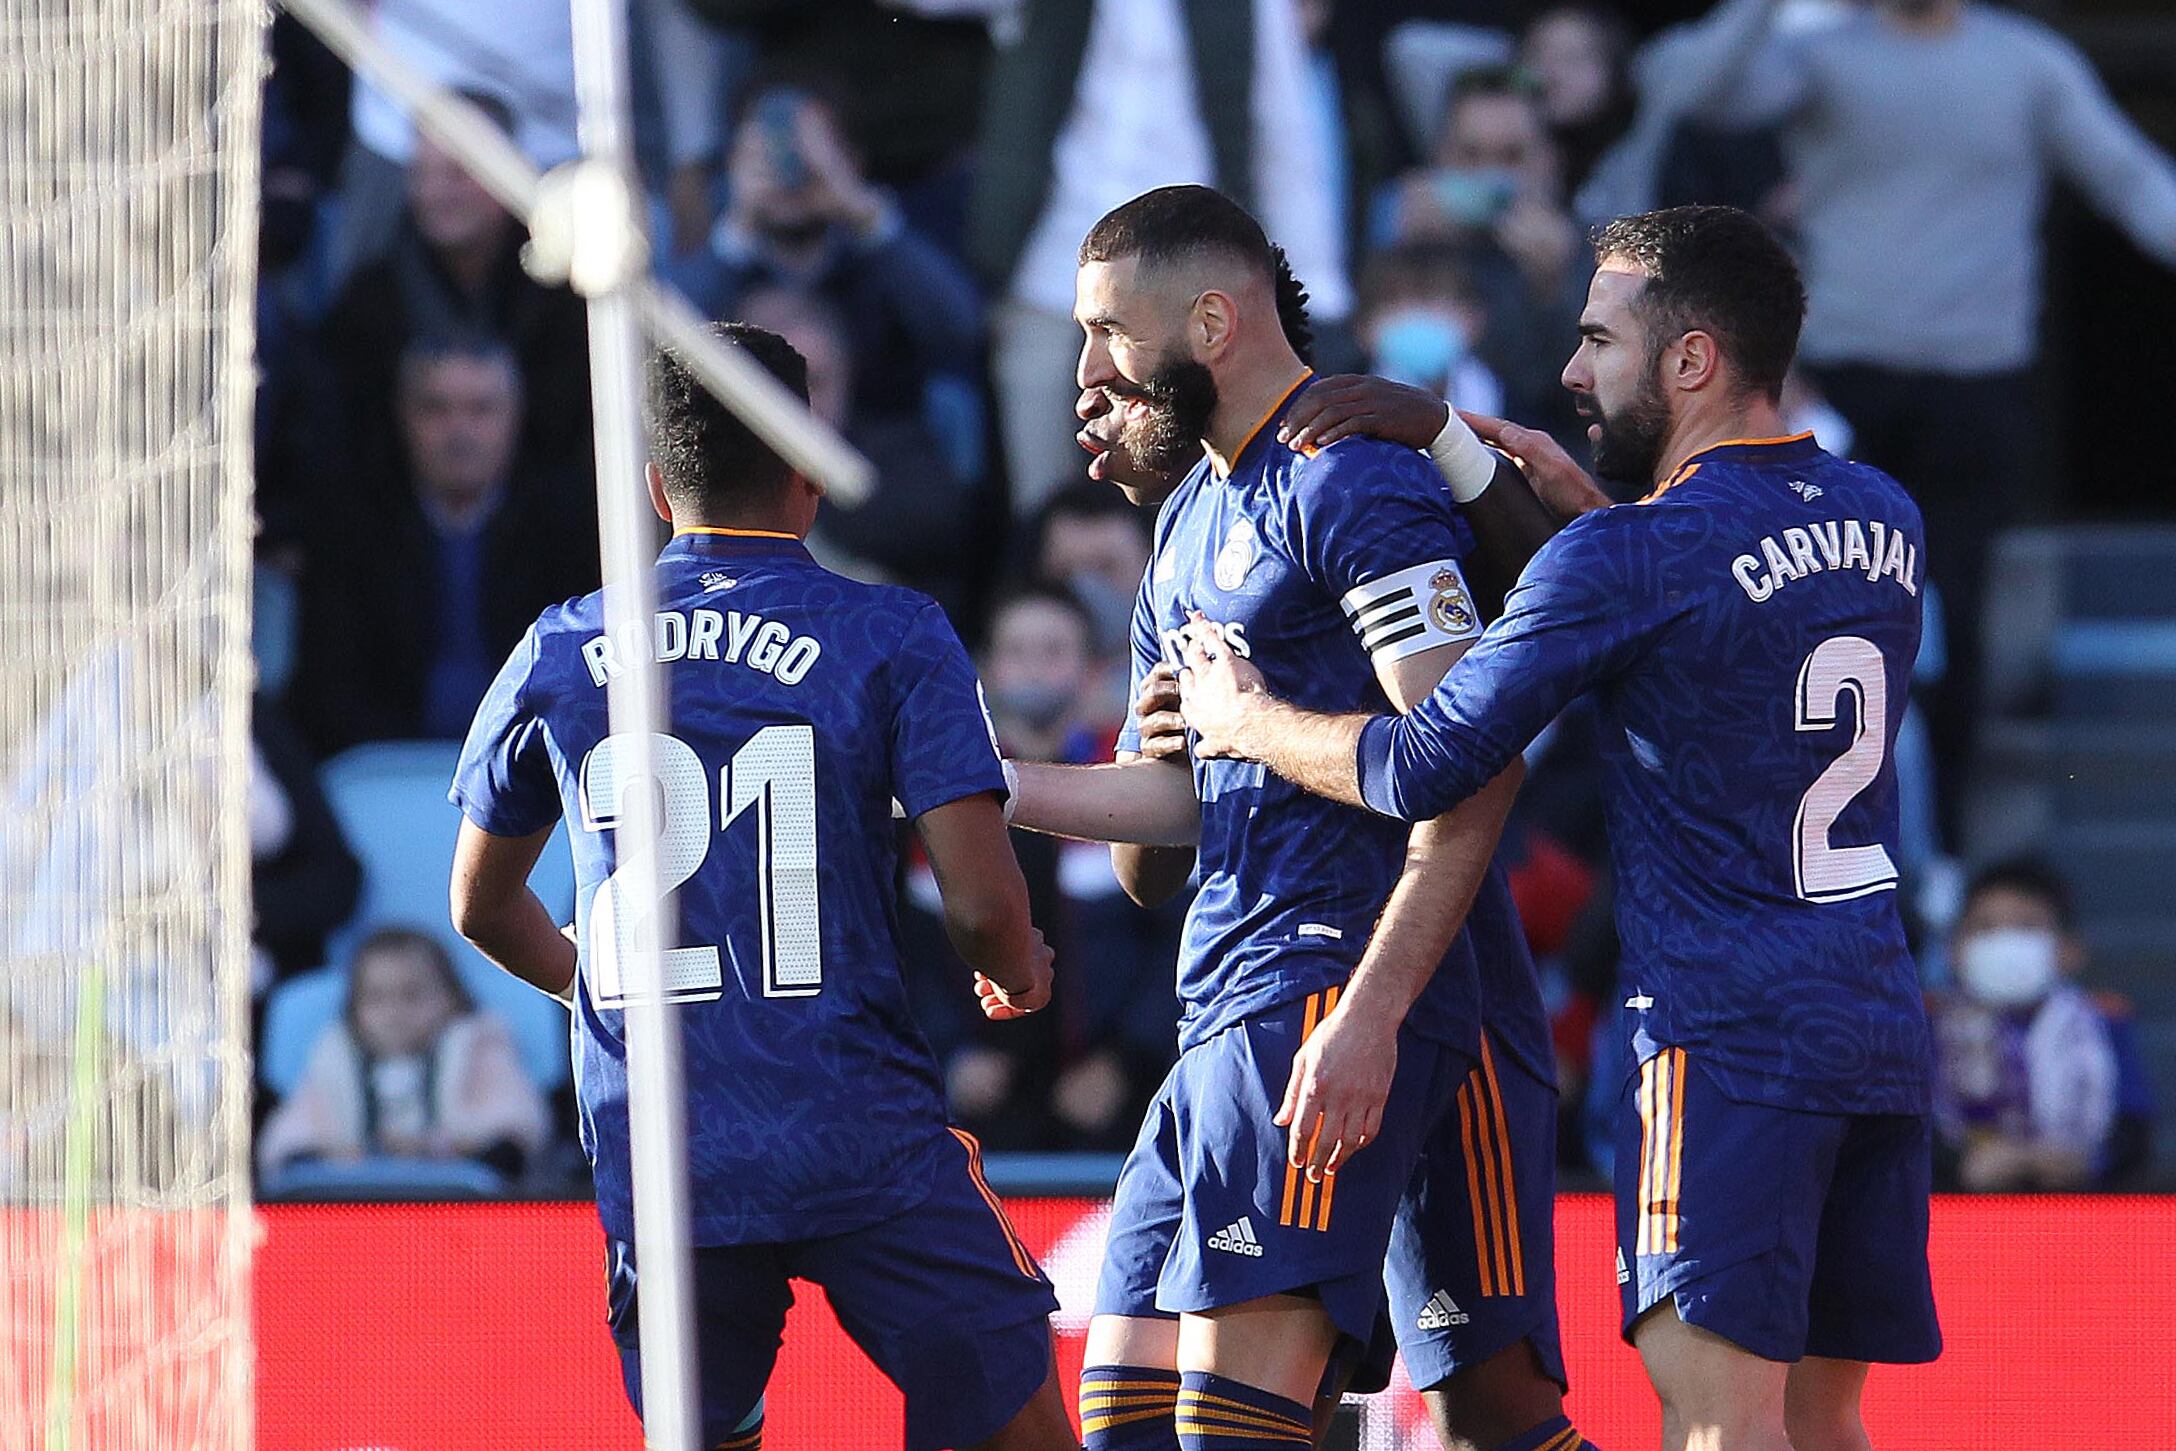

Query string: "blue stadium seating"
[259, 741, 576, 1098]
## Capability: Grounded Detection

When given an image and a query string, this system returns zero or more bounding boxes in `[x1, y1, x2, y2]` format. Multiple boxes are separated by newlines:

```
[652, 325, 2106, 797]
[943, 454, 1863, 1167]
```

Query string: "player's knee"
[1781, 1397, 1871, 1451]
[1419, 1340, 1565, 1450]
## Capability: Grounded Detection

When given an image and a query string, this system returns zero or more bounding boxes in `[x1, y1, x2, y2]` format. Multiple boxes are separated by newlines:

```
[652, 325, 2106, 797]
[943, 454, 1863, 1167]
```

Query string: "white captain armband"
[1340, 559, 1483, 665]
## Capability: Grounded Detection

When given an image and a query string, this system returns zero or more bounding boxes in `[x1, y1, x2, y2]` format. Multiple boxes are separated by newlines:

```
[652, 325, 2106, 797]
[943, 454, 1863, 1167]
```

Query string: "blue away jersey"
[1357, 434, 1933, 1114]
[1121, 379, 1497, 1055]
[451, 532, 1006, 1245]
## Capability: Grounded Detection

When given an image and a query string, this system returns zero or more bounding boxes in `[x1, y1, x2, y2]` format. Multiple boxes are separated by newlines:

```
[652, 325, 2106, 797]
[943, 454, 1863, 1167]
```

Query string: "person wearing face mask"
[1357, 245, 1506, 421]
[1931, 860, 2141, 1192]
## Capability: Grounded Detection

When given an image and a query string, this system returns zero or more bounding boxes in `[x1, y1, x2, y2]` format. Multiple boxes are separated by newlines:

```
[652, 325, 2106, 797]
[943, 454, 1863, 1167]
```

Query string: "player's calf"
[1781, 1358, 1872, 1451]
[1421, 1340, 1601, 1451]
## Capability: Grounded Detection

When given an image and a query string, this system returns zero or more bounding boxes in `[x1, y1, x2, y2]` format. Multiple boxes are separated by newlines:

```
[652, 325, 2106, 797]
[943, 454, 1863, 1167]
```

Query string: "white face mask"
[1956, 927, 2061, 1008]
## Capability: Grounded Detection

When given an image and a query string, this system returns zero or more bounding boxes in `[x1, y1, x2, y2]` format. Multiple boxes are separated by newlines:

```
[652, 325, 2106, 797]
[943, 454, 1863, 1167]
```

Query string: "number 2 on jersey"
[580, 725, 822, 1007]
[1793, 635, 1899, 903]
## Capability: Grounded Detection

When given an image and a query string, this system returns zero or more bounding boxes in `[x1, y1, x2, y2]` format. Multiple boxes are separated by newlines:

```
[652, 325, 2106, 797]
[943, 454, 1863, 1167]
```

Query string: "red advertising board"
[255, 1195, 2176, 1449]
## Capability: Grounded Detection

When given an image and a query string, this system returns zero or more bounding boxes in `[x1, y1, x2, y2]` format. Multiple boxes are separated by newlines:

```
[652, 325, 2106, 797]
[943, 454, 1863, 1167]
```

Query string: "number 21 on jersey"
[578, 726, 822, 1008]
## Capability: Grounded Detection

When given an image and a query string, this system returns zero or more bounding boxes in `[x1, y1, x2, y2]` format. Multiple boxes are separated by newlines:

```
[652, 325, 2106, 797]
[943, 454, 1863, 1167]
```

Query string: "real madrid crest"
[1428, 566, 1475, 635]
[1213, 519, 1257, 591]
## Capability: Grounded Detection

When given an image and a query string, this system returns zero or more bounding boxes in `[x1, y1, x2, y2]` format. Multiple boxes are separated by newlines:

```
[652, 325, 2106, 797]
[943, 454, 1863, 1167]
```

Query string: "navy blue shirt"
[1121, 380, 1492, 1056]
[1356, 435, 1932, 1114]
[451, 531, 1005, 1244]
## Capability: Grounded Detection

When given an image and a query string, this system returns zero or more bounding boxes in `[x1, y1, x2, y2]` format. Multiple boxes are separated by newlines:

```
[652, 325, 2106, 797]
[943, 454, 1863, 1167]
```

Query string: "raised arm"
[1185, 507, 1665, 822]
[2039, 38, 2176, 268]
[1008, 755, 1202, 847]
[1110, 661, 1199, 906]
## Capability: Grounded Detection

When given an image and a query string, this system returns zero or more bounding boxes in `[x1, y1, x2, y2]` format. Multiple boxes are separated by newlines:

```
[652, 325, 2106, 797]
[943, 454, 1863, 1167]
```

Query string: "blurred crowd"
[244, 0, 2174, 1195]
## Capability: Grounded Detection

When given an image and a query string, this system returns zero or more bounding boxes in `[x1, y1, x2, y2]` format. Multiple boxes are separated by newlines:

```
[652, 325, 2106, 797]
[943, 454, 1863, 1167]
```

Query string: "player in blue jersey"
[1077, 318, 1598, 1451]
[446, 323, 1077, 1451]
[1001, 184, 1596, 1451]
[1181, 207, 1941, 1451]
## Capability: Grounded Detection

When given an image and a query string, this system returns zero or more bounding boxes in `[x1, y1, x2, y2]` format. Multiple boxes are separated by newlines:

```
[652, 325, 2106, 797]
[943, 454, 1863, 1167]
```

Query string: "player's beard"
[1109, 348, 1219, 476]
[1586, 361, 1673, 488]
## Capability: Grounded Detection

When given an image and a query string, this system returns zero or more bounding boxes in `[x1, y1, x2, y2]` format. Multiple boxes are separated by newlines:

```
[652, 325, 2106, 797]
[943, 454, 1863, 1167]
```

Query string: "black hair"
[396, 331, 522, 399]
[1032, 480, 1152, 554]
[1962, 857, 2078, 933]
[989, 579, 1098, 652]
[345, 927, 475, 1030]
[1591, 205, 1806, 401]
[644, 322, 810, 516]
[1358, 243, 1477, 319]
[1079, 184, 1277, 285]
[1269, 244, 1316, 367]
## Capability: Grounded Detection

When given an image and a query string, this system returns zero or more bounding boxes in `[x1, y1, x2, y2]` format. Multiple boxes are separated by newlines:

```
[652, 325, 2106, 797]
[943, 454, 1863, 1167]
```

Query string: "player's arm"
[914, 792, 1054, 1020]
[1110, 661, 1197, 906]
[1277, 639, 1526, 1181]
[450, 820, 577, 1003]
[1185, 510, 1657, 822]
[1008, 756, 1201, 847]
[1278, 375, 1609, 614]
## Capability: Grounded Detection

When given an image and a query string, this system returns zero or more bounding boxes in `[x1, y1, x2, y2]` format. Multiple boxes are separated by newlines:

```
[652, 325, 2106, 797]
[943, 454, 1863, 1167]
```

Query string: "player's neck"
[1204, 354, 1312, 476]
[1653, 397, 1794, 484]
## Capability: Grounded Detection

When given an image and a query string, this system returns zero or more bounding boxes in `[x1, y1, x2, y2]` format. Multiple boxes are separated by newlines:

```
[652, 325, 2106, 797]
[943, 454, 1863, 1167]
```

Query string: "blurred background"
[226, 0, 2176, 1218]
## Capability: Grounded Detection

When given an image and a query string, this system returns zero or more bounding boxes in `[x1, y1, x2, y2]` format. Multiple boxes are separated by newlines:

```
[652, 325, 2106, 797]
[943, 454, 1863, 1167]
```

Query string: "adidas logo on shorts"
[1207, 1216, 1265, 1257]
[1415, 1290, 1469, 1330]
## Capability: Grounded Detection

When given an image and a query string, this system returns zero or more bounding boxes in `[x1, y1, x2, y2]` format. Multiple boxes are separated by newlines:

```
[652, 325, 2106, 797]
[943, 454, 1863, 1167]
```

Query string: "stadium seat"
[277, 740, 577, 1094]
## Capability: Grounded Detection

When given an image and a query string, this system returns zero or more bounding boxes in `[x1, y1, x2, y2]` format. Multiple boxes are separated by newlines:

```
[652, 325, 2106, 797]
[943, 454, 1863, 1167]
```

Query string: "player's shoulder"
[1287, 432, 1445, 501]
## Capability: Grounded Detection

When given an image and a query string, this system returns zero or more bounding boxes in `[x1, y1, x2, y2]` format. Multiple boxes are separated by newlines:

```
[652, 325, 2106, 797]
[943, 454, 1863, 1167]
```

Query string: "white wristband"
[1427, 407, 1497, 504]
[999, 758, 1020, 823]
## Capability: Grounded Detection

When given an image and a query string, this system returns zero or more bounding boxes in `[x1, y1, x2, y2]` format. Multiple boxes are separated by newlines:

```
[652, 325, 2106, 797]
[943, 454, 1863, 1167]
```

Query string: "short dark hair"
[1269, 244, 1316, 367]
[346, 927, 474, 1029]
[396, 331, 521, 400]
[1079, 184, 1276, 285]
[1963, 857, 2078, 932]
[1591, 205, 1805, 400]
[1033, 479, 1151, 546]
[644, 323, 809, 515]
[988, 580, 1097, 653]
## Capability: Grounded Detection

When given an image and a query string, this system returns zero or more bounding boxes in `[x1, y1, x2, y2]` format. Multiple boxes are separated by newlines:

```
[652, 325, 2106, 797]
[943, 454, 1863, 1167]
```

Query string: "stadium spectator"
[319, 94, 593, 503]
[1354, 244, 1506, 419]
[733, 286, 980, 613]
[249, 700, 361, 996]
[322, 0, 578, 290]
[258, 929, 549, 1185]
[670, 81, 982, 421]
[1520, 4, 1635, 201]
[1930, 860, 2143, 1190]
[1372, 69, 1587, 449]
[969, 0, 1354, 520]
[1620, 0, 2176, 829]
[1024, 481, 1152, 660]
[291, 337, 598, 756]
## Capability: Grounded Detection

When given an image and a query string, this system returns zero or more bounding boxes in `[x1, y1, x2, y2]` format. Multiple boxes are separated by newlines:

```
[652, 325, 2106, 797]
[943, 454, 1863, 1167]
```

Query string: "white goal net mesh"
[0, 2, 261, 1447]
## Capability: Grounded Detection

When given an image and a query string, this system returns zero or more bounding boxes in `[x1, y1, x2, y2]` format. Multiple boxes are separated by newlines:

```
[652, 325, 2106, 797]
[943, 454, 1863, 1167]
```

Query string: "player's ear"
[644, 461, 672, 525]
[1672, 329, 1723, 394]
[1193, 289, 1236, 358]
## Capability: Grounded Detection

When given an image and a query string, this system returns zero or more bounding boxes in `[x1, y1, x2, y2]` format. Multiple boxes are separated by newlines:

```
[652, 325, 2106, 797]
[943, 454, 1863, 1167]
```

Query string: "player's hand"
[973, 931, 1054, 1020]
[1277, 1004, 1395, 1183]
[1278, 374, 1450, 454]
[1456, 409, 1607, 519]
[1177, 623, 1268, 760]
[1132, 662, 1190, 762]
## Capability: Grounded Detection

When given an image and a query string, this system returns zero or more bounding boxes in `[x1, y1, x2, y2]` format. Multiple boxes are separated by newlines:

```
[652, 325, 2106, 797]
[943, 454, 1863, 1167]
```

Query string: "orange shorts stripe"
[950, 1127, 1037, 1278]
[1479, 1036, 1526, 1296]
[1282, 990, 1328, 1227]
[1637, 1055, 1658, 1256]
[1471, 1065, 1513, 1296]
[1455, 1081, 1497, 1296]
[1664, 1048, 1687, 1253]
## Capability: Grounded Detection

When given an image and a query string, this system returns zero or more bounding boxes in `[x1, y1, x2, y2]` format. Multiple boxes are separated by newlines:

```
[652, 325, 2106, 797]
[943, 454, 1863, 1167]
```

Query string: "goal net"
[0, 2, 261, 1447]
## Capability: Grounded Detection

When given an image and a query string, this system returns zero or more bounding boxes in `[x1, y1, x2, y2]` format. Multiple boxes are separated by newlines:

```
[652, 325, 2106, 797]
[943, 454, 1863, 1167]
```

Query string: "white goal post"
[0, 3, 261, 1448]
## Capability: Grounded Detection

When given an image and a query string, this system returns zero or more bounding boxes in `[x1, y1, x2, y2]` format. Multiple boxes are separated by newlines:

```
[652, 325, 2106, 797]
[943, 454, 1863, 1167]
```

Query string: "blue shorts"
[1614, 1048, 1941, 1365]
[1386, 1031, 1568, 1392]
[606, 1126, 1058, 1451]
[1095, 988, 1465, 1363]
